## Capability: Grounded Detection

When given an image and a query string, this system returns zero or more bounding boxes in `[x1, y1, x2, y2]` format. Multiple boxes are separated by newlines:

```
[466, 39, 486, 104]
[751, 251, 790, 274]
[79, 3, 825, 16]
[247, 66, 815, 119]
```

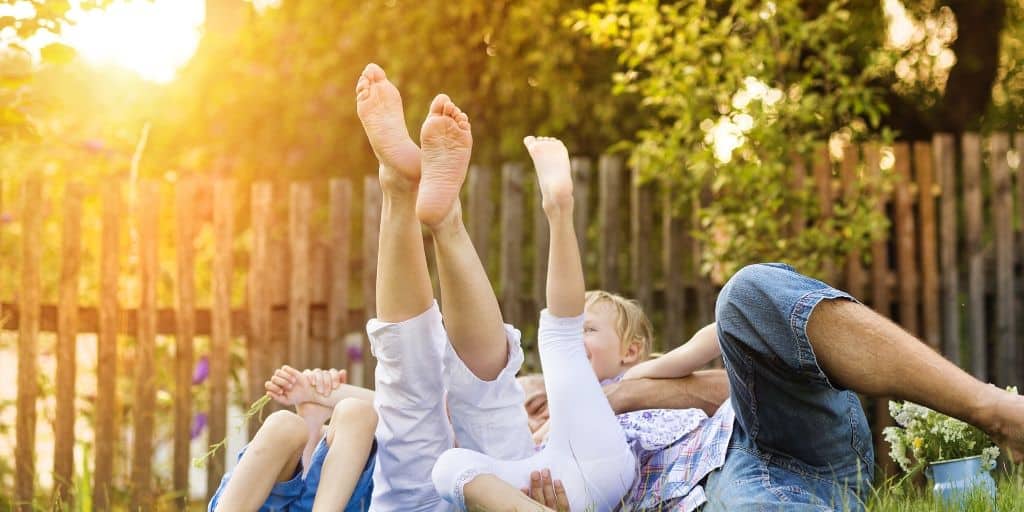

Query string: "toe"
[363, 63, 386, 81]
[430, 94, 450, 115]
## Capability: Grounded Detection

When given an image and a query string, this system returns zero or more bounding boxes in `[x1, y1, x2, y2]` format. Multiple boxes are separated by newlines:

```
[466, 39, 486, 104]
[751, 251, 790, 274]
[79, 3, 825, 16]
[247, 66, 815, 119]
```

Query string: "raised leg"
[356, 63, 452, 512]
[431, 137, 636, 512]
[417, 95, 535, 460]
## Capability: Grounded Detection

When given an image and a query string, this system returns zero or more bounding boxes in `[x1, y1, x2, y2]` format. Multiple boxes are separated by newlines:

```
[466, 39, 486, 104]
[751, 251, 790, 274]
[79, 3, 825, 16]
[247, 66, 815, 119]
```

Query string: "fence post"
[662, 182, 687, 351]
[248, 183, 272, 437]
[599, 155, 625, 292]
[841, 146, 865, 298]
[54, 182, 83, 507]
[131, 180, 159, 511]
[209, 180, 234, 499]
[915, 142, 941, 351]
[362, 177, 382, 388]
[935, 134, 960, 364]
[894, 143, 919, 337]
[813, 146, 836, 281]
[631, 166, 654, 314]
[989, 134, 1017, 386]
[94, 183, 121, 510]
[500, 163, 525, 327]
[571, 158, 592, 263]
[962, 133, 987, 380]
[328, 179, 352, 373]
[290, 183, 312, 370]
[468, 164, 494, 271]
[15, 176, 42, 511]
[174, 179, 196, 506]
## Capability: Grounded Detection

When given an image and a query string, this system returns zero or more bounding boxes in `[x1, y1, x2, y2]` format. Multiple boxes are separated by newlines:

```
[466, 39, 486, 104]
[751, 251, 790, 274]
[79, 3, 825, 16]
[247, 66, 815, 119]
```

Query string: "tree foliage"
[572, 0, 894, 277]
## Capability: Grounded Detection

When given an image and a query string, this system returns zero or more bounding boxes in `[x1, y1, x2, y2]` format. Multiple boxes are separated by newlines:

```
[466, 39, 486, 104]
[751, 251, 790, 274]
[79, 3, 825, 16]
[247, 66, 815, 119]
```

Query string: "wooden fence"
[3, 133, 1023, 509]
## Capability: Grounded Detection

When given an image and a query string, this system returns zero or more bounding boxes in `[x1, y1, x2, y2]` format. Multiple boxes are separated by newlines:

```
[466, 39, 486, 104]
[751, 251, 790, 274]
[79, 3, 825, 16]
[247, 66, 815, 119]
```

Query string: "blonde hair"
[584, 290, 653, 360]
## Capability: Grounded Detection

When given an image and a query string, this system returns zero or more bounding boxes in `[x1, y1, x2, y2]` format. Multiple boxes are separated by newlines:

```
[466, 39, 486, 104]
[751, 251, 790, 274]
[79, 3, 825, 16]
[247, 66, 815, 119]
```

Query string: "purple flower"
[192, 355, 210, 385]
[347, 345, 363, 363]
[191, 412, 208, 440]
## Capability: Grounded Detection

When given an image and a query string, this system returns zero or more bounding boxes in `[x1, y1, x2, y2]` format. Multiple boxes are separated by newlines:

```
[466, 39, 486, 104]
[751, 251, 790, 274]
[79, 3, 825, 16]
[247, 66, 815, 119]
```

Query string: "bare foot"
[417, 94, 472, 227]
[986, 391, 1024, 463]
[355, 63, 421, 186]
[524, 136, 573, 213]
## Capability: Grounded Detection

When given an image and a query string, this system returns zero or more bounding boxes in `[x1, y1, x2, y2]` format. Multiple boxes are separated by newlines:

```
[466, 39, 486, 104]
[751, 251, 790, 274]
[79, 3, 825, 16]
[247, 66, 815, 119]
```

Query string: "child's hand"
[620, 362, 653, 381]
[264, 366, 346, 406]
[302, 368, 347, 406]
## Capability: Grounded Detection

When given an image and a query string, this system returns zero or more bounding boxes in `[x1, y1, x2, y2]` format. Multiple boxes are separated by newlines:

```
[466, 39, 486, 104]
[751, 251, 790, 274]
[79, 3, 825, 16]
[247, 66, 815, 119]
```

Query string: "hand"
[304, 368, 347, 397]
[520, 469, 569, 511]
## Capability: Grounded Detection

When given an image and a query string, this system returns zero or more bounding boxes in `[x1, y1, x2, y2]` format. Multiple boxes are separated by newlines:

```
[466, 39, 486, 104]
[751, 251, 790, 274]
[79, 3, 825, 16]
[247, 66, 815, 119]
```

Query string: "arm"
[622, 322, 721, 380]
[605, 370, 730, 417]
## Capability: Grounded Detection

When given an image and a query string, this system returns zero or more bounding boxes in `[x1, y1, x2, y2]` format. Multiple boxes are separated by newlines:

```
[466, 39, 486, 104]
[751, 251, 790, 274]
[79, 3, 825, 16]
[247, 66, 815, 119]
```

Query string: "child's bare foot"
[355, 63, 421, 187]
[524, 136, 573, 213]
[417, 94, 472, 227]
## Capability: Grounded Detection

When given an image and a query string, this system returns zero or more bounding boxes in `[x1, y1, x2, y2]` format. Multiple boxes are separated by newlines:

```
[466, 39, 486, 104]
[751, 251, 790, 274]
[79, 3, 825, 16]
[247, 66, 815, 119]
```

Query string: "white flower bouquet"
[882, 387, 1017, 474]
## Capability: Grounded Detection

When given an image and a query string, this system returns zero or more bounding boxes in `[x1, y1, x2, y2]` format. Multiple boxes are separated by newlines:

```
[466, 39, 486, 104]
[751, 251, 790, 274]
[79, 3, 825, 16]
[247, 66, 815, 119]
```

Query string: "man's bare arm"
[604, 370, 730, 416]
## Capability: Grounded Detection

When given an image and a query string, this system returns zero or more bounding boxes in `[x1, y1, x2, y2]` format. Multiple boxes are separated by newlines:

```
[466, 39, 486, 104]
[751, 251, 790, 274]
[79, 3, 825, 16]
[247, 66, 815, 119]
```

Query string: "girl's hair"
[584, 290, 653, 360]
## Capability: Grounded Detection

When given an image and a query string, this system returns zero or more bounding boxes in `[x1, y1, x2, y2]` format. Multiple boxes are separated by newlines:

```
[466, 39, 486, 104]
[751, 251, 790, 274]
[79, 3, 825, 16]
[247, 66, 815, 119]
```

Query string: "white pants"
[431, 311, 637, 512]
[367, 302, 534, 512]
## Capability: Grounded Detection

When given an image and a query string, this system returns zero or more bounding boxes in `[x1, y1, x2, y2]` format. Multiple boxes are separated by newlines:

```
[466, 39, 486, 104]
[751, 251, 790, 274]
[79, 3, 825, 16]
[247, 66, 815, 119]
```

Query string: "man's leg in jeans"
[356, 63, 451, 511]
[705, 263, 874, 512]
[418, 96, 534, 459]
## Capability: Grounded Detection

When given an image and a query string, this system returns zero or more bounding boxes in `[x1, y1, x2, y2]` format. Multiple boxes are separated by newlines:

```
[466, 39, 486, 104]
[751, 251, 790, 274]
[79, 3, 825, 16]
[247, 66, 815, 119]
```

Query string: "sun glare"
[63, 0, 205, 83]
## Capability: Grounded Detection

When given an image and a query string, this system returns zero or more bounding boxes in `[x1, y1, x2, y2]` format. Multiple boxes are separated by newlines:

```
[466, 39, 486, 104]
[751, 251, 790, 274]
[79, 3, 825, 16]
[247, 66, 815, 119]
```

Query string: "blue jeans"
[703, 263, 874, 512]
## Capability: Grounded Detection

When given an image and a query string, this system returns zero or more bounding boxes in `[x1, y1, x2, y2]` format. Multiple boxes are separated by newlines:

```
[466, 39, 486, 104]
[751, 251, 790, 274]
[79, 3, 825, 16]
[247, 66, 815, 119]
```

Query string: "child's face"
[583, 301, 628, 382]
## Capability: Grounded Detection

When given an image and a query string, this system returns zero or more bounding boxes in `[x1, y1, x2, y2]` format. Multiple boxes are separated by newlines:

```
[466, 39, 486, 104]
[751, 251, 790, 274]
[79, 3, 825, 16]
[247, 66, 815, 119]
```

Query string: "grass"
[866, 464, 1023, 511]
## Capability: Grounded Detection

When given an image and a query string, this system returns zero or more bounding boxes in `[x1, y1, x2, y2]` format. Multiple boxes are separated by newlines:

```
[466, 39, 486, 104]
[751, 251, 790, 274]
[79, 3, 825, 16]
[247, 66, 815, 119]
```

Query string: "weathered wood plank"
[599, 155, 624, 292]
[362, 177, 382, 388]
[894, 142, 919, 336]
[935, 135, 960, 364]
[290, 183, 312, 370]
[94, 184, 120, 510]
[962, 133, 987, 379]
[467, 164, 494, 271]
[662, 182, 687, 351]
[915, 142, 941, 350]
[813, 146, 837, 281]
[841, 145, 865, 298]
[173, 179, 196, 506]
[500, 163, 525, 327]
[208, 180, 234, 499]
[327, 180, 352, 372]
[247, 182, 272, 436]
[53, 182, 83, 507]
[15, 177, 42, 512]
[131, 181, 159, 511]
[989, 133, 1017, 386]
[631, 166, 654, 313]
[572, 158, 592, 261]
